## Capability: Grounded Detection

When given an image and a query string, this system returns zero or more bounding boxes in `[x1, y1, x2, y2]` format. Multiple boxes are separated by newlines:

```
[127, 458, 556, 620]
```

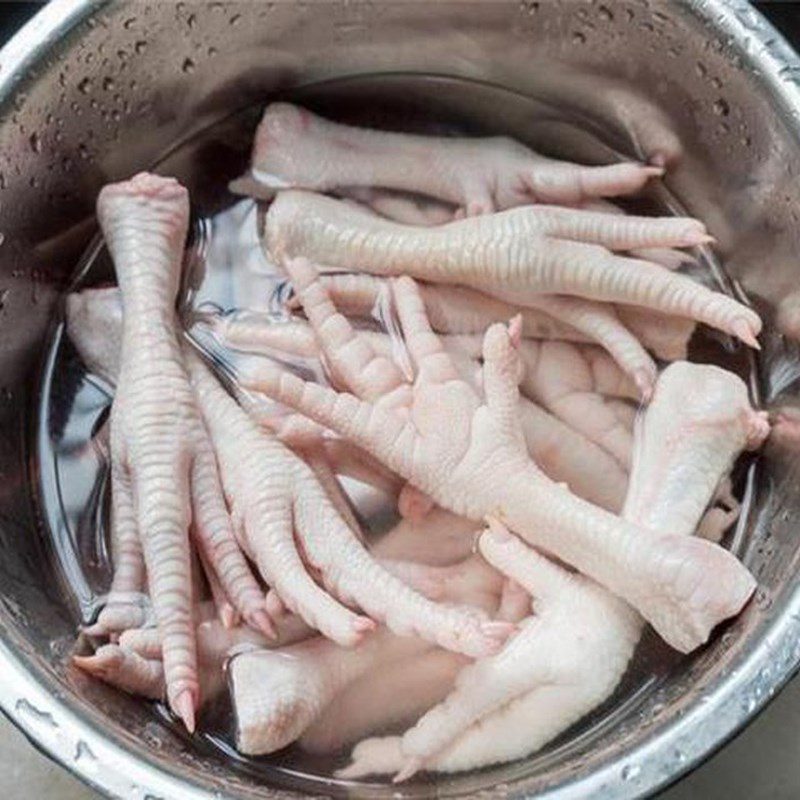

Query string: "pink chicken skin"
[340, 361, 767, 779]
[231, 102, 663, 214]
[240, 261, 758, 653]
[264, 191, 760, 356]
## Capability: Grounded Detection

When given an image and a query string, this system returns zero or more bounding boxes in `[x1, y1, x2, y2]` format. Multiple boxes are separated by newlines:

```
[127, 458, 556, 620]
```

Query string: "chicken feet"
[340, 360, 766, 779]
[232, 102, 662, 213]
[265, 190, 760, 349]
[241, 269, 757, 651]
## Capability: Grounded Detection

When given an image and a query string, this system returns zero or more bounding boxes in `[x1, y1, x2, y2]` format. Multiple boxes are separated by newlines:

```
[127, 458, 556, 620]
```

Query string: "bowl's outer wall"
[1, 1, 800, 798]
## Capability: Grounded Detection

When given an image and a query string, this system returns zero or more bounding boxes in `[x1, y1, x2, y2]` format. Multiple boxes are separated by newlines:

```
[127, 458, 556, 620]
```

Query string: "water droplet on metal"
[598, 5, 613, 22]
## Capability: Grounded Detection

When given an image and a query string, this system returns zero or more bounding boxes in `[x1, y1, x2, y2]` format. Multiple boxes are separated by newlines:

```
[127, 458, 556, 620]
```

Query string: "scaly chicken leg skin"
[265, 190, 760, 349]
[240, 272, 757, 652]
[245, 262, 629, 509]
[295, 272, 696, 364]
[95, 172, 213, 730]
[66, 287, 270, 638]
[187, 352, 512, 657]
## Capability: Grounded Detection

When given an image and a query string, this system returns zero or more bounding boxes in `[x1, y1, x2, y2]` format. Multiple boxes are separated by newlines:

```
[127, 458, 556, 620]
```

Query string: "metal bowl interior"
[1, 1, 800, 798]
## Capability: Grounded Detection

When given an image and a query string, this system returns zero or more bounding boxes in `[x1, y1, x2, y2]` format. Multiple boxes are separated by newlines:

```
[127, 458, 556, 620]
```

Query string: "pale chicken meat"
[340, 360, 767, 779]
[241, 263, 757, 652]
[231, 524, 504, 755]
[264, 191, 761, 350]
[301, 272, 696, 365]
[62, 94, 771, 780]
[231, 102, 663, 214]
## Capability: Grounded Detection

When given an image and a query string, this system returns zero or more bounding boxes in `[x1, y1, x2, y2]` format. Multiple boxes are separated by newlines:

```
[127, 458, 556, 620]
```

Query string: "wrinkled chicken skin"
[73, 246, 509, 712]
[75, 602, 309, 704]
[241, 265, 756, 652]
[341, 189, 695, 276]
[94, 172, 236, 731]
[67, 287, 271, 638]
[340, 522, 641, 781]
[231, 102, 662, 214]
[68, 286, 424, 543]
[341, 361, 766, 779]
[265, 191, 761, 350]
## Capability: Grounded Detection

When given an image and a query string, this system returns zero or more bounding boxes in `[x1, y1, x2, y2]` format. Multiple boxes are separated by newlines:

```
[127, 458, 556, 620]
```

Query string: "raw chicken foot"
[265, 190, 760, 349]
[294, 273, 696, 365]
[75, 602, 309, 704]
[232, 102, 663, 213]
[232, 264, 629, 510]
[241, 267, 757, 651]
[187, 353, 512, 657]
[340, 521, 641, 781]
[94, 172, 262, 730]
[67, 287, 271, 640]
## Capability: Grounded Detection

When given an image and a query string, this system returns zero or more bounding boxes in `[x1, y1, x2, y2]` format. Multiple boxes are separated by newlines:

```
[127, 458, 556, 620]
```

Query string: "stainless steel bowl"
[2, 1, 800, 797]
